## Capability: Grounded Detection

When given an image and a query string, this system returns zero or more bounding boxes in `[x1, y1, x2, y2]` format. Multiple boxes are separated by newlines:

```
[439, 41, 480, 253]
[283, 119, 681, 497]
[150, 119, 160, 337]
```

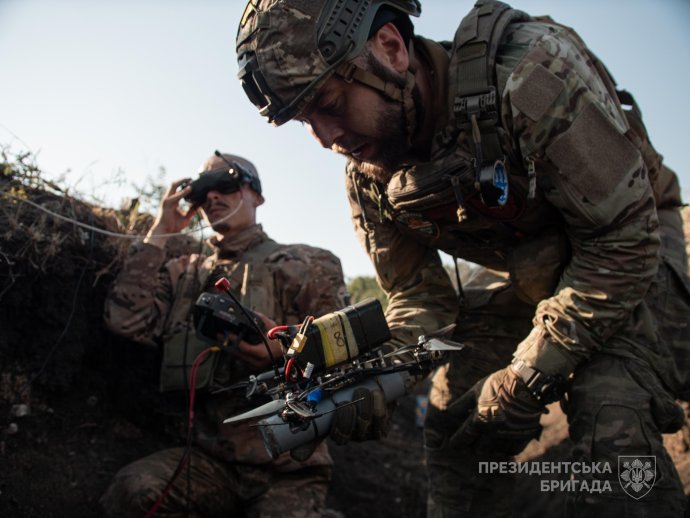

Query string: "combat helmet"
[236, 0, 421, 126]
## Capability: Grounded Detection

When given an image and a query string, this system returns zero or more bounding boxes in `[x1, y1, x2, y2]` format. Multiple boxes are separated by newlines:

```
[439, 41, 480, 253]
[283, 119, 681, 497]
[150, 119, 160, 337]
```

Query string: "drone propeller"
[223, 398, 286, 424]
[249, 396, 368, 427]
[424, 338, 465, 351]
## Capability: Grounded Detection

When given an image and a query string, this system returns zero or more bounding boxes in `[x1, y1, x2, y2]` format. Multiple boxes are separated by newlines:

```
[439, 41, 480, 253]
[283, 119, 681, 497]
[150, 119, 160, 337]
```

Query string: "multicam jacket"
[104, 224, 347, 470]
[346, 16, 690, 397]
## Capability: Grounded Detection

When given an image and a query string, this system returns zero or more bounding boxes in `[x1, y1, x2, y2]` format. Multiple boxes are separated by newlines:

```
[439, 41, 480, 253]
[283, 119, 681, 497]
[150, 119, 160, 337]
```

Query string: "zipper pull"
[444, 173, 469, 223]
[371, 182, 389, 223]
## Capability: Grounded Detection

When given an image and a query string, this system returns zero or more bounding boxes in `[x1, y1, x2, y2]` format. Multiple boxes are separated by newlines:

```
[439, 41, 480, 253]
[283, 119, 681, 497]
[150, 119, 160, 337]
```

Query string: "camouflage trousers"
[100, 447, 331, 518]
[424, 269, 688, 517]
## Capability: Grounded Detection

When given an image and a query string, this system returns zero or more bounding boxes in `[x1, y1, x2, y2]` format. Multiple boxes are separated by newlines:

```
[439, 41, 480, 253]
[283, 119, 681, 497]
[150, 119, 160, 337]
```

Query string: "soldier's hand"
[330, 387, 395, 445]
[290, 387, 396, 461]
[232, 312, 283, 370]
[449, 366, 545, 455]
[145, 179, 198, 248]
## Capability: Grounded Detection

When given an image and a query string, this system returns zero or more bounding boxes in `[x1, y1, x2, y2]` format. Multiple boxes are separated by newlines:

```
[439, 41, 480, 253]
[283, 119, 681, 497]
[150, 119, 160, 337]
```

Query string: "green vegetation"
[347, 275, 387, 310]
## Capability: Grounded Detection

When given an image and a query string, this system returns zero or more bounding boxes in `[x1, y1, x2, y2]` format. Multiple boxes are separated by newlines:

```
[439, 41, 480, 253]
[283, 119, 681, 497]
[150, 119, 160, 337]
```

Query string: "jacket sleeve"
[505, 25, 660, 376]
[345, 166, 459, 347]
[103, 242, 199, 347]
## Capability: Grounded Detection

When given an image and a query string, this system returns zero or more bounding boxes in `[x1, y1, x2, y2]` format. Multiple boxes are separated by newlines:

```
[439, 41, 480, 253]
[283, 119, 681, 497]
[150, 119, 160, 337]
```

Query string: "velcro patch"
[511, 64, 565, 121]
[546, 102, 639, 205]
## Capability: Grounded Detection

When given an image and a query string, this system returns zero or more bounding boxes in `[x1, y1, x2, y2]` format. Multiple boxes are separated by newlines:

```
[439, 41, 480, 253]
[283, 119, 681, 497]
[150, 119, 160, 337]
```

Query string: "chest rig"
[159, 238, 282, 392]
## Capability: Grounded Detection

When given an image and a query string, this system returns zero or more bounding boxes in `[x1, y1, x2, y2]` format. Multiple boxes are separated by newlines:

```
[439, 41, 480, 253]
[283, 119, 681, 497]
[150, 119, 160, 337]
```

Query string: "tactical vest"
[159, 239, 282, 392]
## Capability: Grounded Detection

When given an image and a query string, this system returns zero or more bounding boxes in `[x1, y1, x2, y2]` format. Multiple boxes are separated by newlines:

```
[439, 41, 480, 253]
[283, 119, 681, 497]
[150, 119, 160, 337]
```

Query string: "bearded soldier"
[235, 1, 690, 516]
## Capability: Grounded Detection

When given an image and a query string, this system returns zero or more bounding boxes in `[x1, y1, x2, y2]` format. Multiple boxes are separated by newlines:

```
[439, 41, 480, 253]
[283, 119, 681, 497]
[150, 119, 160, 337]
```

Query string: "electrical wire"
[144, 218, 206, 518]
[2, 137, 251, 514]
[284, 357, 298, 382]
[267, 325, 289, 340]
[214, 280, 282, 379]
[0, 191, 244, 240]
[143, 346, 219, 518]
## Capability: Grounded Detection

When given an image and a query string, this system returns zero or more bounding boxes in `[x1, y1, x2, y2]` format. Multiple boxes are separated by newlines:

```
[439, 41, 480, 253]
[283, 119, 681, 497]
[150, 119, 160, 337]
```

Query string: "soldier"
[235, 1, 690, 516]
[100, 152, 347, 517]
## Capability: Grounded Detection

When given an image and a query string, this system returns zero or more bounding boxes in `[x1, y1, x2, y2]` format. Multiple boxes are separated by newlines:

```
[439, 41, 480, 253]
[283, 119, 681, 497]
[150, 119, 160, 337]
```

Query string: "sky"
[1, 0, 689, 279]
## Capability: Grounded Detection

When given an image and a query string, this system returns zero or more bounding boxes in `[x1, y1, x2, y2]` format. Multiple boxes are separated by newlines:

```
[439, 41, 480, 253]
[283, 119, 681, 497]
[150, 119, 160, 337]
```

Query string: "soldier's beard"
[350, 104, 408, 183]
[349, 56, 423, 184]
[212, 221, 231, 233]
[204, 200, 245, 234]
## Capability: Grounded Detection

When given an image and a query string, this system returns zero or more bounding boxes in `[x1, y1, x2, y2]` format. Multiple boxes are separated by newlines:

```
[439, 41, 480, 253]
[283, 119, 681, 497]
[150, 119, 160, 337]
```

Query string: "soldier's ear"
[252, 190, 265, 208]
[241, 185, 264, 208]
[369, 23, 409, 74]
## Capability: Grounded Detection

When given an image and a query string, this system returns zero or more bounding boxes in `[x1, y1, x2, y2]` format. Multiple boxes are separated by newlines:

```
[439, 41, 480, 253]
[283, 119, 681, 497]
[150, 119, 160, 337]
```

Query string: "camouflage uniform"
[343, 13, 690, 518]
[100, 223, 347, 517]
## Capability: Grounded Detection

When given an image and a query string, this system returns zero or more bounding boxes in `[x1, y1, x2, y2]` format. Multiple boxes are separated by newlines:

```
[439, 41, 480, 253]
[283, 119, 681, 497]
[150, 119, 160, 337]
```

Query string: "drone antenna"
[214, 149, 235, 169]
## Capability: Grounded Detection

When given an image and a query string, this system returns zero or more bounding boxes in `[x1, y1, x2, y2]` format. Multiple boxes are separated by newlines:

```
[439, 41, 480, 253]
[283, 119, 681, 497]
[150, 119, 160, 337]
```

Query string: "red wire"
[285, 357, 295, 381]
[267, 325, 289, 339]
[143, 347, 216, 518]
[187, 348, 211, 430]
[284, 357, 304, 382]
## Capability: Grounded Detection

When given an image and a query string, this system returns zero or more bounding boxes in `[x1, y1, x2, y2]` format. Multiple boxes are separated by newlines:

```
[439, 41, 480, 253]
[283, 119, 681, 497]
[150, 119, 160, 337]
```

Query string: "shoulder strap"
[235, 238, 282, 316]
[451, 0, 528, 101]
[449, 0, 531, 207]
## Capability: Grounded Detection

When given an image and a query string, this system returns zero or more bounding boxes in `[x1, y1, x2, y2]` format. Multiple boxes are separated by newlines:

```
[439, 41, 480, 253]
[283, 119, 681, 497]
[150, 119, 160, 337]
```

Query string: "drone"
[194, 278, 464, 459]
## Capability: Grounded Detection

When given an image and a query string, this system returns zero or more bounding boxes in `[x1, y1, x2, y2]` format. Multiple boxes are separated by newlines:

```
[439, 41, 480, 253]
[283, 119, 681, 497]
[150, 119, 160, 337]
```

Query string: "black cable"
[220, 287, 281, 379]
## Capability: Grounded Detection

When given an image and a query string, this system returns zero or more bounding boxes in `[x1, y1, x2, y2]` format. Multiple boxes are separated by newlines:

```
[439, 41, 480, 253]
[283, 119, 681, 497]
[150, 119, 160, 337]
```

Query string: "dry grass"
[0, 147, 203, 302]
[0, 148, 153, 299]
